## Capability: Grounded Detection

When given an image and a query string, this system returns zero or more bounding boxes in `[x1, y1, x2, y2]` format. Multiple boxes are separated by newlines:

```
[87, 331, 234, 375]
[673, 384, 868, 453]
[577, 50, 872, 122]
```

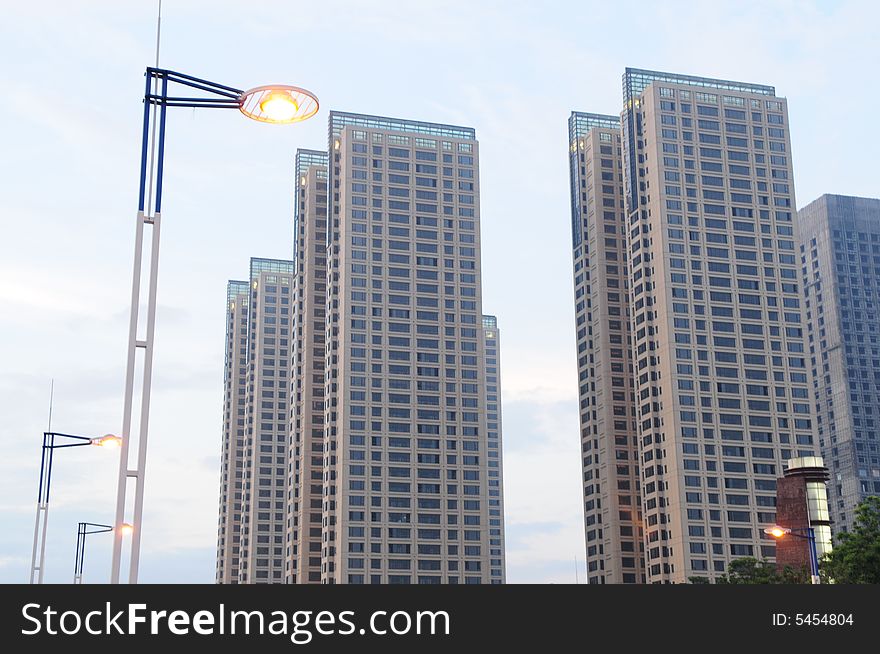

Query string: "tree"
[777, 564, 812, 585]
[821, 496, 880, 584]
[719, 557, 781, 584]
[688, 557, 810, 584]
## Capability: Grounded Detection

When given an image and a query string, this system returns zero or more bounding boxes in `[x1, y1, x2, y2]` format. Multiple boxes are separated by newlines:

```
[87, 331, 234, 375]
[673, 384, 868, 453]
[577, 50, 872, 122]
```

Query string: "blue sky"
[0, 0, 876, 584]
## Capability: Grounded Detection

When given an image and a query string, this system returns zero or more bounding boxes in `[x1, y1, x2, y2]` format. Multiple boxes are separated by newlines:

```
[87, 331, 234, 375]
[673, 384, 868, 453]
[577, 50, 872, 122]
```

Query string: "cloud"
[499, 391, 584, 582]
[506, 521, 586, 583]
[0, 556, 29, 570]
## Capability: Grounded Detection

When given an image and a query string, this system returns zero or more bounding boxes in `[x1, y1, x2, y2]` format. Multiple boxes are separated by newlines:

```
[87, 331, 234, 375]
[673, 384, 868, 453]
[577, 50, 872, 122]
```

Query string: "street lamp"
[29, 432, 122, 584]
[93, 435, 123, 448]
[764, 525, 821, 584]
[74, 522, 114, 584]
[766, 526, 789, 539]
[111, 67, 318, 584]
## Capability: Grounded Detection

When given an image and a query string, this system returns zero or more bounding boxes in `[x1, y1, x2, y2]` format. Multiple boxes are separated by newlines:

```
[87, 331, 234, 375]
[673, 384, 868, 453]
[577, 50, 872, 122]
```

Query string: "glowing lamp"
[92, 434, 122, 448]
[239, 85, 319, 124]
[764, 526, 791, 539]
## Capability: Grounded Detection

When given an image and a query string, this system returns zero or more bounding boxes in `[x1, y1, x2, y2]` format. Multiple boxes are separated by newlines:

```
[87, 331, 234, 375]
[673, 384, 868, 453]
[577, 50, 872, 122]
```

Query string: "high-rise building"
[569, 69, 818, 583]
[481, 315, 506, 581]
[620, 68, 817, 583]
[797, 194, 880, 532]
[322, 111, 498, 583]
[218, 112, 504, 584]
[567, 112, 644, 583]
[215, 280, 249, 584]
[286, 149, 329, 584]
[237, 257, 295, 584]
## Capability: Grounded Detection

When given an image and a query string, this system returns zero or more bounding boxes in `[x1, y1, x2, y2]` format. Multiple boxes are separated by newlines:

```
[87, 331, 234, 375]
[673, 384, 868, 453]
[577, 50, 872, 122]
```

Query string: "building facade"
[321, 112, 499, 584]
[620, 68, 817, 583]
[570, 69, 819, 583]
[568, 112, 645, 583]
[218, 113, 505, 584]
[481, 315, 506, 581]
[215, 280, 250, 584]
[237, 258, 295, 583]
[286, 150, 329, 583]
[798, 194, 880, 532]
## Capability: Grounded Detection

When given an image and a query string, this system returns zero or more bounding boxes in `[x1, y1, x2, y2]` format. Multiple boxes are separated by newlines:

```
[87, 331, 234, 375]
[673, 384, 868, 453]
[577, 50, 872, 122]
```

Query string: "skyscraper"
[570, 69, 817, 583]
[321, 111, 500, 584]
[286, 149, 329, 583]
[215, 280, 249, 584]
[568, 112, 644, 583]
[481, 315, 506, 581]
[237, 257, 295, 584]
[797, 194, 880, 532]
[621, 68, 816, 583]
[218, 112, 505, 584]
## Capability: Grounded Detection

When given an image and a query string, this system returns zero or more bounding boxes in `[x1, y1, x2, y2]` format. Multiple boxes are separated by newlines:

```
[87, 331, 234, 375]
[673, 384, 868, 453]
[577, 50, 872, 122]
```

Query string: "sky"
[0, 0, 877, 584]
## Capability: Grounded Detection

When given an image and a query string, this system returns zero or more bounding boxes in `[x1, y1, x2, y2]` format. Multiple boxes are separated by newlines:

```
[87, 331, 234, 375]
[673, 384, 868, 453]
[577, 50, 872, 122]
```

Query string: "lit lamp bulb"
[92, 434, 122, 448]
[260, 91, 299, 122]
[119, 523, 134, 536]
[764, 526, 789, 539]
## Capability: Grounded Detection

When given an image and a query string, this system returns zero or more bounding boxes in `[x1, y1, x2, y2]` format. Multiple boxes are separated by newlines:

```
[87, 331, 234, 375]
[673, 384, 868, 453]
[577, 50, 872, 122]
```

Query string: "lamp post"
[764, 525, 821, 584]
[29, 432, 122, 584]
[111, 67, 318, 584]
[74, 522, 119, 584]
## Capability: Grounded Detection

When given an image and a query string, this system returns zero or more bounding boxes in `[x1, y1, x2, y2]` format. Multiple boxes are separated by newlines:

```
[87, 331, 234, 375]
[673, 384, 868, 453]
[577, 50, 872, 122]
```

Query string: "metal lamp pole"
[29, 432, 121, 584]
[806, 527, 820, 585]
[111, 67, 318, 584]
[764, 525, 822, 584]
[74, 522, 114, 584]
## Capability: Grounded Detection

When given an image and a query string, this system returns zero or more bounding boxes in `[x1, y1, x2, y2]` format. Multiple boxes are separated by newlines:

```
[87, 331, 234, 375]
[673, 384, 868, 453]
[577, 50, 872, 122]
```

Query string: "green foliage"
[821, 496, 880, 584]
[719, 557, 778, 584]
[687, 557, 810, 584]
[777, 564, 812, 584]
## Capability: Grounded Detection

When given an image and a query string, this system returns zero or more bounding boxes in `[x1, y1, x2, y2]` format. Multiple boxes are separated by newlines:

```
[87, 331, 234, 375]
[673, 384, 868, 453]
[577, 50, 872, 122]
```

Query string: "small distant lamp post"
[29, 433, 122, 583]
[73, 522, 117, 584]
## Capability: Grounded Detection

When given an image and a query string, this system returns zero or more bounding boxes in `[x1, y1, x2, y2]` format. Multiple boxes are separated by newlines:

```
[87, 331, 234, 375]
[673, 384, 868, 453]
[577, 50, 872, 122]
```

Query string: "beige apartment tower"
[286, 149, 329, 583]
[621, 69, 816, 582]
[570, 69, 818, 583]
[237, 258, 294, 583]
[218, 113, 505, 584]
[481, 315, 506, 580]
[322, 112, 501, 583]
[215, 280, 249, 584]
[568, 113, 645, 583]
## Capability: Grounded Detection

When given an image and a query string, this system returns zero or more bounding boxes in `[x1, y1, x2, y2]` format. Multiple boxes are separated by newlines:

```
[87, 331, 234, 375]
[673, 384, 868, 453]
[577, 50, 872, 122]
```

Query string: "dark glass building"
[798, 194, 880, 532]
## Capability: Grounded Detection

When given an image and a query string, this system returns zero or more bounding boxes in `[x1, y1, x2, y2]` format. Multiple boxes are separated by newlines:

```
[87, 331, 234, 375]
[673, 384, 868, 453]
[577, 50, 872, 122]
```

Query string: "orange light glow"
[119, 523, 134, 536]
[765, 526, 789, 539]
[92, 434, 122, 448]
[239, 85, 319, 125]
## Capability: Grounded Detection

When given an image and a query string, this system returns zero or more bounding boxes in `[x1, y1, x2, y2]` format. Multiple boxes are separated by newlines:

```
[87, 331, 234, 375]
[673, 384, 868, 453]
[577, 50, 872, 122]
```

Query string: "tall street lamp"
[764, 525, 821, 584]
[74, 522, 122, 584]
[29, 432, 122, 583]
[111, 67, 318, 584]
